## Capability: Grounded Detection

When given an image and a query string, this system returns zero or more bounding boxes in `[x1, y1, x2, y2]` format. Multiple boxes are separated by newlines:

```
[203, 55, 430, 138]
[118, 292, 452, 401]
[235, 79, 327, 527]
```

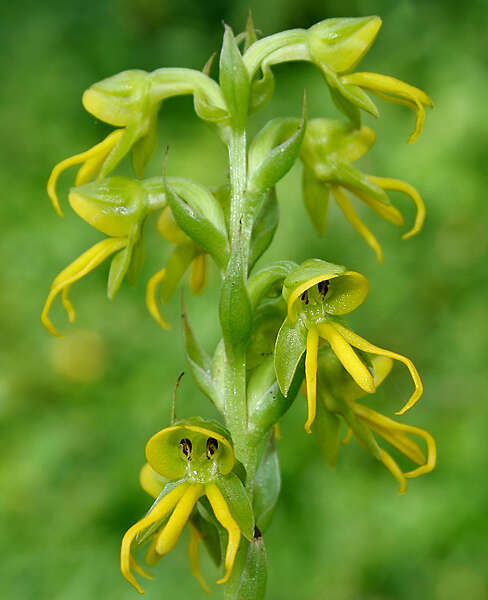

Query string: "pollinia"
[43, 14, 436, 599]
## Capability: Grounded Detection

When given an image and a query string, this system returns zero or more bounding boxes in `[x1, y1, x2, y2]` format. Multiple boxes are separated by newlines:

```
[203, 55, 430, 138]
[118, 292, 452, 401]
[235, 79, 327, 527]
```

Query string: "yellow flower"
[301, 119, 426, 262]
[275, 260, 422, 433]
[313, 353, 436, 493]
[121, 419, 254, 594]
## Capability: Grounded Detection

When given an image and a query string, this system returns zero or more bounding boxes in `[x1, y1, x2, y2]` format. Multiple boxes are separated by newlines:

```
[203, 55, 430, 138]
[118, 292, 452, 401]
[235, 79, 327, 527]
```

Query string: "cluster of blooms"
[44, 15, 436, 598]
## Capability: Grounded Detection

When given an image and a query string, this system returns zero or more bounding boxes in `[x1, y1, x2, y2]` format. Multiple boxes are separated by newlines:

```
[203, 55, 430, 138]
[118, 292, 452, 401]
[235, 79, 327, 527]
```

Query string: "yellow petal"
[41, 237, 127, 337]
[353, 188, 405, 226]
[304, 327, 319, 433]
[190, 253, 207, 295]
[368, 176, 425, 239]
[342, 426, 353, 445]
[331, 322, 423, 414]
[273, 422, 282, 439]
[47, 129, 124, 216]
[188, 521, 211, 593]
[145, 268, 171, 330]
[379, 449, 407, 494]
[317, 322, 376, 394]
[155, 483, 204, 556]
[341, 72, 433, 143]
[205, 482, 241, 585]
[120, 481, 189, 594]
[333, 186, 383, 263]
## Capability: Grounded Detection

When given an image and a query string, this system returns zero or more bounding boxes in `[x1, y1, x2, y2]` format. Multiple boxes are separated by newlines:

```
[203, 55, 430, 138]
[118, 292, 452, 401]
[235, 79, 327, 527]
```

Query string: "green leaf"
[217, 472, 255, 540]
[302, 167, 330, 236]
[166, 178, 229, 268]
[253, 435, 281, 531]
[274, 317, 308, 397]
[247, 108, 305, 194]
[181, 297, 222, 411]
[249, 188, 279, 270]
[219, 25, 250, 131]
[219, 248, 253, 355]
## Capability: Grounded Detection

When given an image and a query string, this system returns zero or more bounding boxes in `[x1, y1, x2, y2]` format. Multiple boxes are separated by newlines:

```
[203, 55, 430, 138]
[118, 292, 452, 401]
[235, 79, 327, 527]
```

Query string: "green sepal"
[160, 243, 197, 303]
[232, 535, 267, 600]
[69, 176, 148, 237]
[253, 434, 281, 531]
[131, 112, 158, 178]
[274, 316, 308, 397]
[249, 353, 303, 434]
[190, 509, 222, 567]
[332, 161, 390, 205]
[216, 471, 255, 541]
[166, 178, 229, 269]
[307, 16, 382, 74]
[302, 167, 330, 236]
[219, 248, 252, 356]
[329, 85, 362, 128]
[181, 296, 222, 412]
[219, 25, 250, 131]
[312, 391, 342, 467]
[248, 261, 297, 310]
[243, 11, 258, 51]
[99, 122, 146, 180]
[247, 109, 305, 194]
[249, 188, 279, 271]
[107, 223, 142, 299]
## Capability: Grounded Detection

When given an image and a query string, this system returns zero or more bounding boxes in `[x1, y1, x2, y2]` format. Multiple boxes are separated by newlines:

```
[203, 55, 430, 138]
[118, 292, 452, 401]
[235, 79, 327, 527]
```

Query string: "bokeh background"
[1, 0, 487, 598]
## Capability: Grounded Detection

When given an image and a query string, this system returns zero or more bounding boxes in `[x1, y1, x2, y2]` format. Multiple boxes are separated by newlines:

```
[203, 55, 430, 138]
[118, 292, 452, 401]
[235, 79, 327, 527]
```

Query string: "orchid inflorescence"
[43, 14, 436, 599]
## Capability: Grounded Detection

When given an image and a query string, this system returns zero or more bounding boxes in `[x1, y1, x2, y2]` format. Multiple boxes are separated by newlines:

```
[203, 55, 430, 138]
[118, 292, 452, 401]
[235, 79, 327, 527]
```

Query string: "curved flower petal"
[205, 483, 241, 584]
[120, 481, 189, 594]
[368, 175, 425, 239]
[146, 268, 171, 330]
[188, 521, 211, 593]
[379, 449, 407, 494]
[304, 327, 319, 433]
[332, 186, 383, 262]
[341, 72, 433, 143]
[47, 129, 124, 216]
[317, 322, 376, 394]
[190, 253, 207, 295]
[41, 237, 128, 336]
[331, 322, 423, 414]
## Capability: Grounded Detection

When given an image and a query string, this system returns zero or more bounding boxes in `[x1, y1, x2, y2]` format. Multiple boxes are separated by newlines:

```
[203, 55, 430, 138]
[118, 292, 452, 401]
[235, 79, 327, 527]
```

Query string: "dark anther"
[254, 525, 262, 539]
[206, 437, 218, 459]
[180, 438, 192, 460]
[301, 290, 309, 304]
[318, 279, 329, 298]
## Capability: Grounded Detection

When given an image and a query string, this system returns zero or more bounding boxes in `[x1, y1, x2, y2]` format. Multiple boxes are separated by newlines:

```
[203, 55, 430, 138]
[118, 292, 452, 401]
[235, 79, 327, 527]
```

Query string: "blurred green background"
[1, 0, 487, 598]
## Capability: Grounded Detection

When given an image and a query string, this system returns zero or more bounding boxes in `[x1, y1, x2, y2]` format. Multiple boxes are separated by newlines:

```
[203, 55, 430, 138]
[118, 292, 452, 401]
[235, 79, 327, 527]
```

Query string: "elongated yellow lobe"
[331, 322, 423, 414]
[317, 322, 376, 394]
[333, 186, 383, 263]
[341, 72, 433, 143]
[205, 483, 241, 584]
[368, 176, 425, 239]
[155, 483, 204, 556]
[379, 449, 407, 494]
[190, 253, 207, 295]
[305, 327, 319, 433]
[353, 404, 436, 478]
[120, 482, 189, 594]
[343, 427, 353, 445]
[41, 237, 127, 336]
[130, 556, 154, 581]
[47, 129, 124, 216]
[145, 268, 171, 330]
[353, 188, 405, 226]
[139, 463, 166, 499]
[188, 521, 211, 593]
